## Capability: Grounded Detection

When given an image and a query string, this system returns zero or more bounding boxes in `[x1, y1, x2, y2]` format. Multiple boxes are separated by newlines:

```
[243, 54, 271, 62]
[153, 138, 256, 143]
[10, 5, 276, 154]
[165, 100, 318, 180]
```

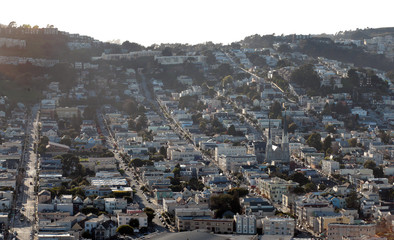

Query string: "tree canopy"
[306, 133, 323, 151]
[290, 64, 321, 94]
[116, 225, 134, 235]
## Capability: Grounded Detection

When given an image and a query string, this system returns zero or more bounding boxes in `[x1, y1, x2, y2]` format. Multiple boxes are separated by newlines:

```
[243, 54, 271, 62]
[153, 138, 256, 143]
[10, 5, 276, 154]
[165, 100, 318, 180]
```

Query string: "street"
[12, 105, 40, 240]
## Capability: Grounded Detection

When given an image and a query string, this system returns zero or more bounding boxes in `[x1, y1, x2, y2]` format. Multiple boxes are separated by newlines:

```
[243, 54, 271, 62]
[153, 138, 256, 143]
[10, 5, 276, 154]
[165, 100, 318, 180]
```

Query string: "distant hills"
[334, 27, 394, 40]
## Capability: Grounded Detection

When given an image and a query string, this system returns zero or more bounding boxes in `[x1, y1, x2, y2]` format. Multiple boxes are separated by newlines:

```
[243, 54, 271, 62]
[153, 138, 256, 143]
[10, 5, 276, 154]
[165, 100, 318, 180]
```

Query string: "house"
[84, 214, 109, 234]
[241, 197, 275, 217]
[322, 160, 340, 175]
[257, 177, 299, 204]
[155, 188, 173, 203]
[234, 213, 256, 235]
[218, 154, 257, 172]
[38, 190, 51, 204]
[295, 193, 334, 230]
[176, 216, 233, 233]
[262, 216, 295, 236]
[351, 107, 367, 117]
[214, 144, 247, 162]
[104, 198, 127, 214]
[56, 107, 79, 119]
[94, 220, 117, 240]
[327, 223, 376, 240]
[45, 142, 70, 156]
[117, 212, 148, 229]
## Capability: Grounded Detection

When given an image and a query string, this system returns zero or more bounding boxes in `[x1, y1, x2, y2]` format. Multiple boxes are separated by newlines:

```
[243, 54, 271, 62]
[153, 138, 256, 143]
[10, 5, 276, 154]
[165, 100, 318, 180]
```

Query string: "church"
[265, 114, 290, 171]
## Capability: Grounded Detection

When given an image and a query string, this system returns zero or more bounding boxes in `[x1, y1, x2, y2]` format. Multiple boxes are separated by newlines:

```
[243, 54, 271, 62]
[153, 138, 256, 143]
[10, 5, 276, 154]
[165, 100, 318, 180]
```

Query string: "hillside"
[335, 27, 394, 40]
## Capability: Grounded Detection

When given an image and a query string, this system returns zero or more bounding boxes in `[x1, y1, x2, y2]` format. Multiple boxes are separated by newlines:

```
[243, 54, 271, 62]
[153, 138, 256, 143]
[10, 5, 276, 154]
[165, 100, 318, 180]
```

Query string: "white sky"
[2, 0, 394, 46]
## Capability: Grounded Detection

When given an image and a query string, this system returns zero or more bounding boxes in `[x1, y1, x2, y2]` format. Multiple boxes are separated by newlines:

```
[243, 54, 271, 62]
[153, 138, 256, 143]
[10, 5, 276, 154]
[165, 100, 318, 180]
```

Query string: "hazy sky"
[2, 0, 394, 46]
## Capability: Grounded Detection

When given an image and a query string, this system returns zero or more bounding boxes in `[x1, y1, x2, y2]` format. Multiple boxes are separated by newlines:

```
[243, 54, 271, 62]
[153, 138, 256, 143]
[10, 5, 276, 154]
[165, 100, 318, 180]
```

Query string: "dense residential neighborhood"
[0, 23, 393, 240]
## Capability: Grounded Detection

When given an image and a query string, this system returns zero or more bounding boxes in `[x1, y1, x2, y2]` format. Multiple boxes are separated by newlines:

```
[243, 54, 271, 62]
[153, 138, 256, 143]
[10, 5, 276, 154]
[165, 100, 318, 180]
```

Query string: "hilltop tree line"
[298, 38, 394, 71]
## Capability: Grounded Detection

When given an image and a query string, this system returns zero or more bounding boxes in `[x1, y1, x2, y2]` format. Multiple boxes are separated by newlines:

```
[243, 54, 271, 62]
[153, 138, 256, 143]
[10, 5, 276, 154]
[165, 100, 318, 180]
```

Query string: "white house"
[351, 107, 367, 117]
[117, 212, 148, 229]
[234, 213, 256, 235]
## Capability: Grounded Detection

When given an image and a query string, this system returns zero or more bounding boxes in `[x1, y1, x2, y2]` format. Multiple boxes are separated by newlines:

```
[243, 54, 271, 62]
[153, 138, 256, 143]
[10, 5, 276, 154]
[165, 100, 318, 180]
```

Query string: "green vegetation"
[345, 191, 360, 210]
[271, 72, 289, 92]
[178, 95, 206, 111]
[269, 101, 282, 119]
[290, 64, 321, 95]
[37, 136, 49, 155]
[298, 38, 394, 71]
[116, 225, 134, 236]
[241, 34, 275, 48]
[144, 207, 155, 224]
[210, 193, 241, 218]
[245, 52, 267, 68]
[129, 219, 139, 228]
[227, 187, 249, 197]
[129, 158, 153, 168]
[323, 135, 333, 156]
[306, 133, 323, 151]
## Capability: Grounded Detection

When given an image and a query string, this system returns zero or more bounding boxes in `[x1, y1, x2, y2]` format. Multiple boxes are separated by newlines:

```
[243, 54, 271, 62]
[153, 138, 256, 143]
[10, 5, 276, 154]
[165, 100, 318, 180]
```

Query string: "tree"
[172, 165, 181, 178]
[373, 166, 384, 178]
[81, 207, 100, 215]
[159, 146, 167, 158]
[162, 47, 173, 56]
[321, 103, 332, 116]
[130, 158, 144, 168]
[292, 186, 305, 194]
[347, 138, 357, 147]
[228, 187, 249, 197]
[304, 182, 317, 193]
[188, 177, 204, 191]
[216, 63, 233, 79]
[289, 172, 310, 186]
[277, 44, 291, 53]
[325, 124, 336, 133]
[269, 101, 282, 119]
[323, 136, 333, 153]
[50, 63, 76, 91]
[81, 231, 92, 239]
[144, 207, 155, 223]
[135, 114, 148, 131]
[83, 105, 97, 120]
[59, 137, 72, 147]
[210, 194, 241, 218]
[318, 183, 327, 191]
[129, 218, 140, 228]
[364, 160, 376, 170]
[116, 225, 134, 235]
[378, 130, 391, 144]
[276, 59, 292, 68]
[221, 75, 233, 88]
[122, 41, 144, 52]
[227, 125, 236, 136]
[290, 64, 321, 93]
[306, 133, 323, 151]
[345, 191, 360, 210]
[288, 122, 297, 133]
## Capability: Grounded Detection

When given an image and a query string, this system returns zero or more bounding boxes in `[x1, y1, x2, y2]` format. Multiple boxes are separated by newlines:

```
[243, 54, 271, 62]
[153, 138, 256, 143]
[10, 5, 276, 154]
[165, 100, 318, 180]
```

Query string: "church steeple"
[268, 117, 272, 146]
[266, 116, 272, 162]
[282, 110, 288, 145]
[281, 106, 290, 163]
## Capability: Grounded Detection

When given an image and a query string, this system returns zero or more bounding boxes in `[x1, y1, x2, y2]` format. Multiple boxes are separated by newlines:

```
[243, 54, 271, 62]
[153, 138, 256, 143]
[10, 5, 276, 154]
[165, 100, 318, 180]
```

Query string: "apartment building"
[234, 213, 256, 235]
[257, 177, 299, 204]
[262, 216, 295, 236]
[327, 223, 376, 240]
